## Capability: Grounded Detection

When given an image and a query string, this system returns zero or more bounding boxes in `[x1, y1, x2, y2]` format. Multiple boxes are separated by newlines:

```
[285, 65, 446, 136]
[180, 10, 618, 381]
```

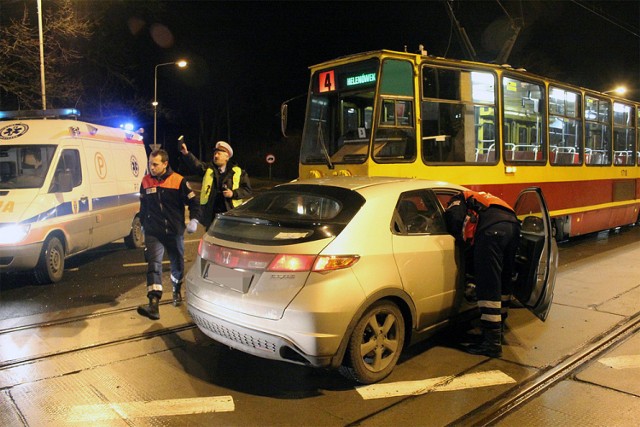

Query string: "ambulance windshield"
[0, 145, 56, 189]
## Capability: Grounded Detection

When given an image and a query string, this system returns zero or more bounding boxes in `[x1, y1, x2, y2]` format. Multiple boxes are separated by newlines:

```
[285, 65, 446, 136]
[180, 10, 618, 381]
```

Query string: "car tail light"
[313, 255, 360, 271]
[199, 241, 275, 270]
[200, 242, 359, 273]
[267, 254, 316, 272]
[266, 254, 360, 272]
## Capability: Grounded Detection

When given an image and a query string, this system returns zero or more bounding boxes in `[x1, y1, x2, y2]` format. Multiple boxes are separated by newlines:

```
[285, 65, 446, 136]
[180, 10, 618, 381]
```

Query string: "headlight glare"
[0, 224, 31, 244]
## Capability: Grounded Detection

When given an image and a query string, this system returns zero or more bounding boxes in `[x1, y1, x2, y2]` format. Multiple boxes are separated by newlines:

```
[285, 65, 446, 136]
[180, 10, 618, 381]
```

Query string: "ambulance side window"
[50, 149, 82, 192]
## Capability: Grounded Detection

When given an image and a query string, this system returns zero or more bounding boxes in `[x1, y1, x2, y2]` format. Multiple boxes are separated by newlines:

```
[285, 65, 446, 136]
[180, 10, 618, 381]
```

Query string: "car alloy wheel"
[340, 300, 405, 384]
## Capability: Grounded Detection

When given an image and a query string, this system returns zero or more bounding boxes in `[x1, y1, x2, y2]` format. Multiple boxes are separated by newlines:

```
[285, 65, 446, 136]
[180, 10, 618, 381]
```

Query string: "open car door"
[512, 187, 558, 321]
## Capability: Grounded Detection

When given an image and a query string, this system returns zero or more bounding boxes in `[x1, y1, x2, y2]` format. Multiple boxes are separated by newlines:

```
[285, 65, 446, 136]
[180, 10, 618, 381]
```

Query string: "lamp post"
[603, 86, 627, 96]
[152, 60, 187, 150]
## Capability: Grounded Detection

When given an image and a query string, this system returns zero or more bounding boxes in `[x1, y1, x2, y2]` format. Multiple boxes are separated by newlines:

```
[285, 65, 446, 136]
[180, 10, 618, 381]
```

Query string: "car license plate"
[204, 263, 254, 293]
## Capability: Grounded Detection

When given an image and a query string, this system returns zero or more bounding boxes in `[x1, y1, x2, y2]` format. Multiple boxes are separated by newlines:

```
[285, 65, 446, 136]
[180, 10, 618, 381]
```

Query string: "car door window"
[49, 149, 82, 192]
[393, 190, 447, 234]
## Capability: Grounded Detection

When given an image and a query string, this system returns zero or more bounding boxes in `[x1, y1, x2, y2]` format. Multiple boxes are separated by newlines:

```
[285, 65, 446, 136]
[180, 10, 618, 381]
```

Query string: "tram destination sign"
[316, 60, 378, 93]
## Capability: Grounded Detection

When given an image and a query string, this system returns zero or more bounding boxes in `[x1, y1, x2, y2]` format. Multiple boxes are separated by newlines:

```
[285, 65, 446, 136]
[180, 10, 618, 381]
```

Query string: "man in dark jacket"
[180, 140, 252, 228]
[444, 190, 520, 357]
[137, 149, 201, 320]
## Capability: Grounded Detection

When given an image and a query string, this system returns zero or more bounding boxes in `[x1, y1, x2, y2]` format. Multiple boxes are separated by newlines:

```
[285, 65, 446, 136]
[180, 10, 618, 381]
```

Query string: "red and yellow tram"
[293, 49, 639, 239]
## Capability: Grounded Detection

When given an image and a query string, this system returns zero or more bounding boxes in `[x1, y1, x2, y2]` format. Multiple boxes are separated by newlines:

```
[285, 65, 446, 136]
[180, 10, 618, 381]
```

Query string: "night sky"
[3, 1, 640, 177]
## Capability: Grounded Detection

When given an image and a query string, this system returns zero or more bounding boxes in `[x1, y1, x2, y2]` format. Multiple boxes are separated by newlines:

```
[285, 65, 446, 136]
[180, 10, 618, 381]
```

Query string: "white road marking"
[123, 261, 169, 267]
[66, 395, 234, 421]
[599, 355, 640, 369]
[356, 370, 516, 400]
[123, 257, 190, 268]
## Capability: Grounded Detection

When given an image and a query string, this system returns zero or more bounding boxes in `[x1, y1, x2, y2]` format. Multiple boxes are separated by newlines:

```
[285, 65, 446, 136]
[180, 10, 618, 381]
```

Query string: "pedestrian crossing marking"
[356, 370, 516, 400]
[599, 355, 640, 369]
[66, 395, 234, 421]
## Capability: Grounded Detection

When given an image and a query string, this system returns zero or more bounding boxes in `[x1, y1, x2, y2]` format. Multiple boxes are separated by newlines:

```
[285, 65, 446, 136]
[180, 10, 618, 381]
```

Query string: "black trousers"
[473, 221, 520, 331]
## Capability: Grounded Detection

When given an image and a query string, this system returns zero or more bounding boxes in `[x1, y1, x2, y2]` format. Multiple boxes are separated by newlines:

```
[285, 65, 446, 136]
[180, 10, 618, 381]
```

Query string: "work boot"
[464, 280, 477, 303]
[172, 283, 183, 307]
[464, 329, 502, 357]
[463, 326, 484, 344]
[137, 296, 160, 320]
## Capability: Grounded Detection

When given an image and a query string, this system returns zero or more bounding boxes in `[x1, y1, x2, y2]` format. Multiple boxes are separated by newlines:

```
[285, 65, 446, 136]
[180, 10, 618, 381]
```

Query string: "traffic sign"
[266, 154, 275, 164]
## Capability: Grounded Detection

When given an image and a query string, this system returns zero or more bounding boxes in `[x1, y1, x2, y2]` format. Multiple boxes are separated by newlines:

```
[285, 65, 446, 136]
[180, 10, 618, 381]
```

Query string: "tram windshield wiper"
[316, 112, 334, 170]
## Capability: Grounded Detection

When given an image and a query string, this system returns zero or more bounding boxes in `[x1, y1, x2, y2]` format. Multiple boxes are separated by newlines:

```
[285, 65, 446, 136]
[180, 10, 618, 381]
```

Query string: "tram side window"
[584, 96, 611, 166]
[613, 102, 635, 166]
[421, 67, 496, 164]
[373, 98, 416, 161]
[549, 87, 582, 165]
[502, 77, 545, 163]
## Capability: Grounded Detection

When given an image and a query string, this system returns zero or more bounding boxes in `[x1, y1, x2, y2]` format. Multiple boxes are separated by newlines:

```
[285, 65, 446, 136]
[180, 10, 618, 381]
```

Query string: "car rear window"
[208, 184, 366, 245]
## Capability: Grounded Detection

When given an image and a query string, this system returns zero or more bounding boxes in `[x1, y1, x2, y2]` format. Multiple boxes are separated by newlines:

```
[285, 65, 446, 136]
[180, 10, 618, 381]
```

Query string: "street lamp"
[152, 60, 188, 150]
[603, 86, 627, 96]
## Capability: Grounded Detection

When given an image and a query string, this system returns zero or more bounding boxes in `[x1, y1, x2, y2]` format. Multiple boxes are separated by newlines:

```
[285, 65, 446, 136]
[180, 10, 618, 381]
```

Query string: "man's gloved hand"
[186, 219, 198, 234]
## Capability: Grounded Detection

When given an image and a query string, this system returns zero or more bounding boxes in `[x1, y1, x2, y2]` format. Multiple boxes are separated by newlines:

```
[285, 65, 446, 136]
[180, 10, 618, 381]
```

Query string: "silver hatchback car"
[186, 176, 557, 384]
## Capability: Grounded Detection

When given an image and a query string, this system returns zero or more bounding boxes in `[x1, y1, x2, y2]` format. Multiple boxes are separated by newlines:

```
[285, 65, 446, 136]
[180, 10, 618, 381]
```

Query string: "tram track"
[0, 302, 197, 372]
[448, 310, 640, 426]
[0, 303, 148, 336]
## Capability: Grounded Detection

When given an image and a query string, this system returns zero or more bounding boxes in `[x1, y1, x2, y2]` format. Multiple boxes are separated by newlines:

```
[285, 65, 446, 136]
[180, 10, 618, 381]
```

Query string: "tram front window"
[301, 58, 379, 166]
[301, 90, 374, 165]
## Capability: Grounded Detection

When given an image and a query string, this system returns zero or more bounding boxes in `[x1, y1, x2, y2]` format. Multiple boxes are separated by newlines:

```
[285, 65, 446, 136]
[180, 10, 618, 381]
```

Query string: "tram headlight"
[0, 224, 31, 244]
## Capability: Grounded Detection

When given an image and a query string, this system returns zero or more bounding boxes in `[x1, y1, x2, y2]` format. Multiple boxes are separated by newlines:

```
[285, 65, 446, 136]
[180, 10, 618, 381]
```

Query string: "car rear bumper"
[186, 289, 336, 368]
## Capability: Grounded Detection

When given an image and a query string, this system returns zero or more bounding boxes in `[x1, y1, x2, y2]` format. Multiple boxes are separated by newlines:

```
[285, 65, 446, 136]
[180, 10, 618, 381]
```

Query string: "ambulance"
[0, 109, 146, 284]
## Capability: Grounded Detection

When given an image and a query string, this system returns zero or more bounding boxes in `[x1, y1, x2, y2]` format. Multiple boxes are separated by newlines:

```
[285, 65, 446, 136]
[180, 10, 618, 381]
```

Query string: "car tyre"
[124, 216, 144, 249]
[339, 300, 405, 384]
[34, 236, 65, 284]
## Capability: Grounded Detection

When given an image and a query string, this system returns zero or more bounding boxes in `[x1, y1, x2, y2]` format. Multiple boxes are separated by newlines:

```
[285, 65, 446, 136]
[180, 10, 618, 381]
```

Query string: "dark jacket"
[139, 167, 200, 237]
[182, 152, 252, 228]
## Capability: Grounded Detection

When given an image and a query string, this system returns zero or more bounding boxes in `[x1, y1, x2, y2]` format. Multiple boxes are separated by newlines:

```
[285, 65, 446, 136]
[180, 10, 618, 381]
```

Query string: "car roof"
[280, 176, 468, 193]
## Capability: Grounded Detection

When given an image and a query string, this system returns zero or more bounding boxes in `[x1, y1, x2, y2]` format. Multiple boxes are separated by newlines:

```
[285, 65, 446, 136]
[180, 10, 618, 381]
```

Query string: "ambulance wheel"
[339, 301, 405, 384]
[124, 216, 144, 249]
[34, 236, 65, 284]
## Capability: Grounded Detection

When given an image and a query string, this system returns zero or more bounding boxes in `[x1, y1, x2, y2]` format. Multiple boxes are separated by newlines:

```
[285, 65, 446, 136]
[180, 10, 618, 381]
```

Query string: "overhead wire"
[570, 0, 639, 38]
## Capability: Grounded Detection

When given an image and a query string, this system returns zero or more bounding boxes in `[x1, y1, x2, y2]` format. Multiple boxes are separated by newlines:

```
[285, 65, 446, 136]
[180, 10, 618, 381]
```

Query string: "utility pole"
[37, 0, 46, 110]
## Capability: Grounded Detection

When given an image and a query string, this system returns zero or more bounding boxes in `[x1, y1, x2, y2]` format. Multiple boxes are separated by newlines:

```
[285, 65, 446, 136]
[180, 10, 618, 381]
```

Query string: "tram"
[289, 48, 639, 239]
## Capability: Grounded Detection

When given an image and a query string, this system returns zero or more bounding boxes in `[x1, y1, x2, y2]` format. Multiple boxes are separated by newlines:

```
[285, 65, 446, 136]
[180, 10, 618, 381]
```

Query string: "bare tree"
[0, 0, 92, 110]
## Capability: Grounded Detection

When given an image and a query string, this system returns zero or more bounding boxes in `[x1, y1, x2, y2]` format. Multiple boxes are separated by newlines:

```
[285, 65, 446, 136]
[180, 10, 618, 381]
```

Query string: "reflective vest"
[200, 166, 243, 208]
[462, 190, 515, 243]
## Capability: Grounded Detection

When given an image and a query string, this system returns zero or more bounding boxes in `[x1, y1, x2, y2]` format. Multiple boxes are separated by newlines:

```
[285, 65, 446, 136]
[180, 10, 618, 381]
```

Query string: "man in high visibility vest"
[444, 190, 520, 358]
[180, 140, 252, 228]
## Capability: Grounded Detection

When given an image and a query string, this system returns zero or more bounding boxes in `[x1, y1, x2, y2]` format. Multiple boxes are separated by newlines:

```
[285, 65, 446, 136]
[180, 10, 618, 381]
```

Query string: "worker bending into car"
[137, 149, 201, 320]
[180, 140, 252, 228]
[444, 190, 520, 357]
